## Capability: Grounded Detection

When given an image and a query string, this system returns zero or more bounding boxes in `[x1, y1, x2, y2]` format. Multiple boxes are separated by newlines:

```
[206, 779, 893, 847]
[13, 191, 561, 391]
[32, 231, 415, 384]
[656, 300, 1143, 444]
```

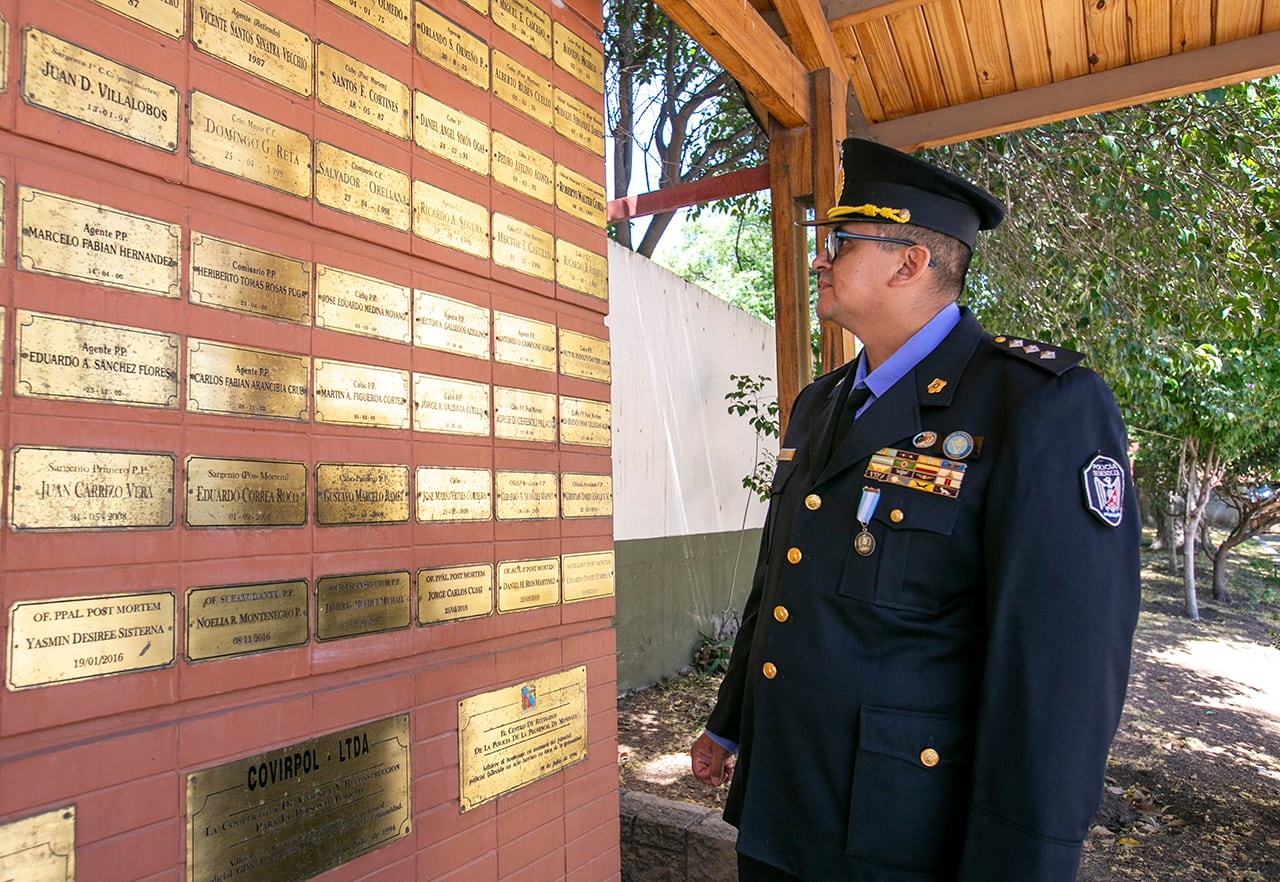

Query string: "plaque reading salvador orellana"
[184, 456, 307, 527]
[91, 0, 184, 38]
[187, 339, 310, 421]
[315, 463, 410, 525]
[413, 290, 490, 358]
[315, 142, 411, 231]
[14, 310, 180, 408]
[190, 233, 312, 324]
[0, 806, 75, 881]
[320, 0, 412, 45]
[458, 666, 586, 811]
[494, 311, 556, 372]
[315, 265, 411, 342]
[412, 373, 490, 436]
[563, 550, 615, 602]
[413, 93, 490, 176]
[17, 186, 180, 296]
[493, 0, 551, 56]
[556, 238, 608, 301]
[553, 22, 604, 93]
[22, 28, 179, 151]
[189, 91, 313, 198]
[491, 51, 553, 127]
[414, 467, 492, 522]
[186, 715, 411, 882]
[7, 592, 175, 689]
[495, 471, 558, 520]
[561, 473, 612, 518]
[412, 181, 489, 259]
[313, 359, 410, 429]
[492, 133, 554, 204]
[556, 165, 607, 227]
[493, 387, 557, 443]
[496, 556, 559, 612]
[186, 580, 308, 661]
[317, 43, 410, 140]
[558, 328, 611, 382]
[316, 571, 411, 640]
[492, 214, 554, 281]
[9, 447, 175, 531]
[192, 0, 313, 96]
[418, 563, 493, 625]
[560, 396, 612, 447]
[554, 89, 605, 157]
[414, 4, 489, 90]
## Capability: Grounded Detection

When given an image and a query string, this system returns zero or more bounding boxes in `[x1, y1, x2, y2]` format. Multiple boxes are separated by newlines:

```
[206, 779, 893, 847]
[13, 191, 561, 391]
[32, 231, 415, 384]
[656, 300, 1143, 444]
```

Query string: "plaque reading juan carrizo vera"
[189, 233, 312, 324]
[9, 447, 175, 531]
[0, 805, 75, 881]
[184, 456, 307, 527]
[186, 580, 309, 661]
[315, 463, 410, 525]
[316, 571, 411, 640]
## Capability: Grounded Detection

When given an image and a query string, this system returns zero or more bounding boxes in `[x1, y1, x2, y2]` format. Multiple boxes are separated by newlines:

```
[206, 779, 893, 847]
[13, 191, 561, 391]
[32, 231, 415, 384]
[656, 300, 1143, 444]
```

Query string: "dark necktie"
[832, 384, 872, 450]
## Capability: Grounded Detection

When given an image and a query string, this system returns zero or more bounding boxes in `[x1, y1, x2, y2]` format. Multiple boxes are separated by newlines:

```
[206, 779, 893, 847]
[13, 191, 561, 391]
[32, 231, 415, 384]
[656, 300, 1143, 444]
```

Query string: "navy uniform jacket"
[707, 309, 1140, 881]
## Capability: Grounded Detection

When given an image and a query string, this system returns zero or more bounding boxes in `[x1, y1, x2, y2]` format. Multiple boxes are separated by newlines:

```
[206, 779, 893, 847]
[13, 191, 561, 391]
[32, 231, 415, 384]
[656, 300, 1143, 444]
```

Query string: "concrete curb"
[619, 790, 738, 882]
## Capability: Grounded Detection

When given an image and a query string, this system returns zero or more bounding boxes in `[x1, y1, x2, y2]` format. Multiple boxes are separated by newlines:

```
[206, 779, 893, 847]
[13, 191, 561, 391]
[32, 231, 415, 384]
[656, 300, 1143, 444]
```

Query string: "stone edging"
[619, 789, 738, 882]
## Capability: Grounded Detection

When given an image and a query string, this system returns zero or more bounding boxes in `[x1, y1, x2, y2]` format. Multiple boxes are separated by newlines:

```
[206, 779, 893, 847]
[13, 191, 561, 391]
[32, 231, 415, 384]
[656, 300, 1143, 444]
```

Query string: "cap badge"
[927, 378, 947, 394]
[1082, 454, 1125, 527]
[942, 431, 974, 460]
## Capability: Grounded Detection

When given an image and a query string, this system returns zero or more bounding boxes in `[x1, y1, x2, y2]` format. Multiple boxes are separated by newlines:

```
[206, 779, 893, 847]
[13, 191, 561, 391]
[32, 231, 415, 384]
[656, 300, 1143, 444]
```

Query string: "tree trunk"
[1211, 547, 1231, 602]
[1182, 536, 1200, 620]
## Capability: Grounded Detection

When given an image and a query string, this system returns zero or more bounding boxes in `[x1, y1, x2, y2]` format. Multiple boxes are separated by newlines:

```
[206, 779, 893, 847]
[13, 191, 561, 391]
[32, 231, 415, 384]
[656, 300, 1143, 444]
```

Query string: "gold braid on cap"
[827, 203, 912, 223]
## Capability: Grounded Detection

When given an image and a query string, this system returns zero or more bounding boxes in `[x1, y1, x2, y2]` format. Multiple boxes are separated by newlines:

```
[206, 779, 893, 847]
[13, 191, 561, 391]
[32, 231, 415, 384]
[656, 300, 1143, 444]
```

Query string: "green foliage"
[725, 373, 779, 502]
[692, 613, 739, 676]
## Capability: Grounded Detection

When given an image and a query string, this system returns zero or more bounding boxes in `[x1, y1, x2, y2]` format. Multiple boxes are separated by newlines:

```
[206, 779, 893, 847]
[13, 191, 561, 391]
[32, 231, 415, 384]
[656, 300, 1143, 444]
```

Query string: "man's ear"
[889, 245, 933, 286]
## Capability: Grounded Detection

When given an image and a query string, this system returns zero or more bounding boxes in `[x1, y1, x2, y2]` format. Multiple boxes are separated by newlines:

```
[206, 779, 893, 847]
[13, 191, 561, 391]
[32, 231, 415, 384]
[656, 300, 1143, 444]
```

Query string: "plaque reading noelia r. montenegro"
[315, 463, 411, 525]
[413, 93, 490, 176]
[187, 339, 310, 421]
[412, 182, 490, 259]
[492, 214, 554, 281]
[184, 456, 307, 527]
[321, 0, 412, 45]
[315, 142, 411, 231]
[313, 359, 410, 429]
[494, 311, 556, 372]
[192, 0, 313, 97]
[493, 387, 557, 443]
[190, 91, 312, 197]
[496, 556, 560, 612]
[554, 89, 605, 156]
[414, 4, 489, 89]
[558, 328, 611, 382]
[92, 0, 186, 38]
[190, 233, 312, 324]
[186, 580, 309, 661]
[187, 715, 411, 882]
[315, 265, 411, 343]
[418, 563, 493, 624]
[415, 467, 492, 522]
[557, 238, 608, 301]
[553, 22, 604, 93]
[0, 806, 75, 881]
[414, 290, 491, 359]
[9, 447, 175, 531]
[317, 43, 410, 140]
[560, 396, 612, 446]
[413, 373, 490, 436]
[316, 571, 411, 640]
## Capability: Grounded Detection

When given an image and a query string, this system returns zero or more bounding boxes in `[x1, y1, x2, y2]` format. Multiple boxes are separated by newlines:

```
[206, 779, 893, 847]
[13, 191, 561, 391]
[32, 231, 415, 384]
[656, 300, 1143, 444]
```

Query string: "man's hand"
[690, 732, 735, 786]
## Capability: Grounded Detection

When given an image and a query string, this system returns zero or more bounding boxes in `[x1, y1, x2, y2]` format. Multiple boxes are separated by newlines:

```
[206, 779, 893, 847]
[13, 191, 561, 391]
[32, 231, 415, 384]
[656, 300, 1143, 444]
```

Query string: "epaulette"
[991, 335, 1084, 376]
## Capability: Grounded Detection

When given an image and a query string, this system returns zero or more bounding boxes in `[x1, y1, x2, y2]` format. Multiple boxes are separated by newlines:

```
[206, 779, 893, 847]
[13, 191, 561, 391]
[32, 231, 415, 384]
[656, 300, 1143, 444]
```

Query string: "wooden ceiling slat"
[853, 18, 921, 117]
[961, 0, 1018, 97]
[835, 26, 890, 122]
[778, 0, 852, 76]
[888, 8, 951, 110]
[1041, 0, 1090, 80]
[1127, 0, 1172, 61]
[1085, 0, 1130, 71]
[828, 0, 940, 28]
[1263, 0, 1280, 30]
[924, 0, 985, 103]
[1172, 0, 1214, 50]
[1216, 0, 1265, 41]
[999, 0, 1053, 88]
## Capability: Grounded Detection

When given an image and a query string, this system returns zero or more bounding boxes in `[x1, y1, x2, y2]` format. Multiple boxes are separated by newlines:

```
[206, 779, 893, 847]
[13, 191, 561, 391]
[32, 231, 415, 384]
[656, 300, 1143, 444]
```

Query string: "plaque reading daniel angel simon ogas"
[0, 805, 75, 881]
[190, 233, 312, 324]
[413, 92, 490, 177]
[192, 0, 313, 97]
[9, 447, 175, 531]
[189, 91, 312, 198]
[317, 43, 410, 140]
[184, 456, 307, 527]
[186, 580, 309, 661]
[187, 338, 310, 421]
[315, 463, 410, 525]
[313, 359, 410, 429]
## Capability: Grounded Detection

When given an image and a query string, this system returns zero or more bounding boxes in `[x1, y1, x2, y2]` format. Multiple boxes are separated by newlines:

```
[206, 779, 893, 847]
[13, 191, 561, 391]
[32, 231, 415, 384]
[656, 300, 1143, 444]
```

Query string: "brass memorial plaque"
[315, 265, 411, 342]
[553, 22, 604, 93]
[315, 142, 411, 231]
[556, 238, 608, 301]
[412, 181, 490, 259]
[0, 178, 6, 265]
[495, 471, 558, 520]
[413, 290, 490, 358]
[9, 447, 175, 531]
[417, 563, 493, 625]
[0, 308, 5, 393]
[458, 666, 586, 810]
[561, 473, 612, 518]
[187, 338, 310, 421]
[562, 550, 615, 602]
[23, 28, 179, 151]
[192, 0, 313, 96]
[313, 359, 410, 429]
[92, 0, 185, 38]
[414, 467, 492, 522]
[412, 373, 490, 436]
[496, 556, 560, 612]
[493, 387, 557, 443]
[14, 310, 180, 408]
[491, 51, 553, 127]
[17, 186, 181, 297]
[459, 0, 488, 15]
[492, 213, 554, 281]
[315, 463, 411, 525]
[184, 456, 307, 527]
[492, 133, 554, 204]
[556, 164, 607, 227]
[187, 715, 411, 882]
[554, 89, 605, 156]
[494, 311, 556, 372]
[414, 5, 489, 90]
[190, 232, 312, 324]
[186, 580, 309, 660]
[317, 43, 410, 140]
[0, 19, 6, 97]
[321, 0, 412, 45]
[558, 328, 610, 382]
[189, 91, 313, 198]
[560, 396, 612, 447]
[7, 591, 176, 689]
[493, 0, 551, 57]
[413, 92, 490, 176]
[0, 806, 75, 880]
[316, 571, 411, 640]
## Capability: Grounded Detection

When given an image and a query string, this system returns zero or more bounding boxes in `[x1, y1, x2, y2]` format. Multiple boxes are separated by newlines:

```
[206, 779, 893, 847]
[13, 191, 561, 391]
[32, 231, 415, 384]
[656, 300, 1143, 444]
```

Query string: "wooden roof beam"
[824, 0, 932, 29]
[777, 0, 851, 77]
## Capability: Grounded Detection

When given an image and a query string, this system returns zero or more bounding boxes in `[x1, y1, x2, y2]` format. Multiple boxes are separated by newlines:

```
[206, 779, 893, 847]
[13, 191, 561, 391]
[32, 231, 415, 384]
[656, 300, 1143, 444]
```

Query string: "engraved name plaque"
[413, 290, 490, 358]
[560, 396, 612, 447]
[316, 571, 411, 640]
[493, 0, 551, 56]
[315, 142, 411, 231]
[555, 164, 607, 227]
[91, 0, 186, 38]
[493, 387, 557, 443]
[7, 592, 175, 689]
[189, 91, 313, 198]
[184, 456, 307, 527]
[553, 22, 604, 93]
[554, 89, 605, 156]
[317, 43, 410, 140]
[492, 214, 554, 281]
[492, 133, 553, 204]
[313, 359, 410, 429]
[556, 238, 608, 301]
[413, 93, 490, 176]
[412, 373, 490, 436]
[190, 233, 312, 324]
[418, 563, 493, 625]
[495, 471, 558, 520]
[321, 0, 412, 45]
[0, 309, 5, 393]
[414, 4, 489, 89]
[315, 265, 411, 342]
[560, 473, 612, 519]
[187, 715, 411, 882]
[9, 447, 175, 531]
[17, 186, 181, 297]
[412, 181, 490, 259]
[458, 666, 586, 810]
[315, 463, 411, 525]
[491, 51, 553, 127]
[562, 550, 615, 602]
[495, 556, 560, 612]
[0, 806, 75, 881]
[187, 338, 310, 421]
[493, 311, 556, 372]
[414, 467, 492, 522]
[192, 0, 313, 97]
[185, 580, 309, 661]
[459, 0, 488, 14]
[558, 328, 610, 382]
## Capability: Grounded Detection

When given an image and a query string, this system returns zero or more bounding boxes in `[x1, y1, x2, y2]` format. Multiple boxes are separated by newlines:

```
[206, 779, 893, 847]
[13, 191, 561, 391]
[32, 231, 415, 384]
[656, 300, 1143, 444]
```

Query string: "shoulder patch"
[991, 335, 1084, 376]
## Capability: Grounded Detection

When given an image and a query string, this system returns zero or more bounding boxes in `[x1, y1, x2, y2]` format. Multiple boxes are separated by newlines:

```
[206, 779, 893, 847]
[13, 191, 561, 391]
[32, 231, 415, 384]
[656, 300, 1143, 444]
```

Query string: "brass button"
[890, 509, 904, 523]
[762, 662, 777, 679]
[786, 547, 802, 564]
[804, 494, 822, 510]
[773, 605, 789, 623]
[919, 748, 940, 768]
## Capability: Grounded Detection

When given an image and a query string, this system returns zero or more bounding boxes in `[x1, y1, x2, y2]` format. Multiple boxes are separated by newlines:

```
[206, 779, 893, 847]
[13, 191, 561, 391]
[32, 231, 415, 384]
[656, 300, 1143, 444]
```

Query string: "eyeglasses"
[822, 229, 933, 266]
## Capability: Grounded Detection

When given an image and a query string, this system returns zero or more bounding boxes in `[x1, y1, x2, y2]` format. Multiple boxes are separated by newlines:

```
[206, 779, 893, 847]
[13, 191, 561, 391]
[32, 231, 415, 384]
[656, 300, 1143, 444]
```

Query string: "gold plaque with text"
[494, 311, 556, 372]
[189, 91, 313, 197]
[493, 0, 551, 56]
[413, 290, 490, 358]
[184, 456, 307, 527]
[315, 142, 411, 231]
[412, 181, 490, 259]
[414, 4, 489, 89]
[192, 0, 313, 96]
[493, 387, 557, 443]
[315, 463, 410, 525]
[17, 186, 180, 296]
[556, 238, 608, 301]
[0, 308, 5, 393]
[186, 580, 308, 660]
[418, 563, 493, 624]
[554, 89, 605, 156]
[187, 339, 310, 421]
[561, 472, 612, 519]
[492, 133, 553, 204]
[560, 396, 611, 447]
[495, 471, 557, 520]
[0, 806, 75, 881]
[553, 22, 603, 93]
[492, 51, 553, 127]
[92, 0, 185, 37]
[413, 93, 490, 176]
[14, 310, 180, 408]
[23, 28, 179, 151]
[187, 715, 411, 882]
[9, 447, 174, 531]
[313, 359, 410, 429]
[7, 592, 175, 689]
[496, 557, 560, 612]
[556, 164, 606, 226]
[459, 666, 585, 810]
[190, 233, 312, 324]
[492, 213, 554, 281]
[558, 328, 610, 382]
[320, 0, 411, 44]
[415, 467, 492, 522]
[562, 550, 615, 602]
[317, 43, 410, 140]
[413, 373, 490, 436]
[317, 571, 411, 640]
[315, 265, 411, 342]
[0, 19, 6, 98]
[0, 178, 6, 265]
[459, 0, 488, 14]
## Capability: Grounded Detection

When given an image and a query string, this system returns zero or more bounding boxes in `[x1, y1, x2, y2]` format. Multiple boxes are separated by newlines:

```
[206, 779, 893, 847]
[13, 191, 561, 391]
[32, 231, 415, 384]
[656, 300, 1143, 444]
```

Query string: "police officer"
[690, 138, 1141, 881]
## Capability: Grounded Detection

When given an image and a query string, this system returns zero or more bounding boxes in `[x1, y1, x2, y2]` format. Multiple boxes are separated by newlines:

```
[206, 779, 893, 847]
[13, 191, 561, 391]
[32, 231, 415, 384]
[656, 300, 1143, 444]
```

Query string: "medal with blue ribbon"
[854, 486, 880, 556]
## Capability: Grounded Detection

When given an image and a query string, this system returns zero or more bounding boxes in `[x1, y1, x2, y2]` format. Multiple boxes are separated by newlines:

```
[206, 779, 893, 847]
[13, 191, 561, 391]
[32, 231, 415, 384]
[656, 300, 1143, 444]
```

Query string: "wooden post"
[810, 68, 856, 375]
[768, 120, 812, 434]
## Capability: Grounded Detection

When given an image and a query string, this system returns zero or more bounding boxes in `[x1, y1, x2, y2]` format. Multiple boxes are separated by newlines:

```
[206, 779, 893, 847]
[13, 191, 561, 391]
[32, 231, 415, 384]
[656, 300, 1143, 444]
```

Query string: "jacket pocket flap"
[859, 705, 972, 767]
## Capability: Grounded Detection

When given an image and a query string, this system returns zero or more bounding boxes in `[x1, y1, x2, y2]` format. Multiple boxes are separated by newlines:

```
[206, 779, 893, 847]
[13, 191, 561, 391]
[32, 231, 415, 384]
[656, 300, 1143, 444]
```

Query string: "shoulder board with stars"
[991, 335, 1084, 376]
